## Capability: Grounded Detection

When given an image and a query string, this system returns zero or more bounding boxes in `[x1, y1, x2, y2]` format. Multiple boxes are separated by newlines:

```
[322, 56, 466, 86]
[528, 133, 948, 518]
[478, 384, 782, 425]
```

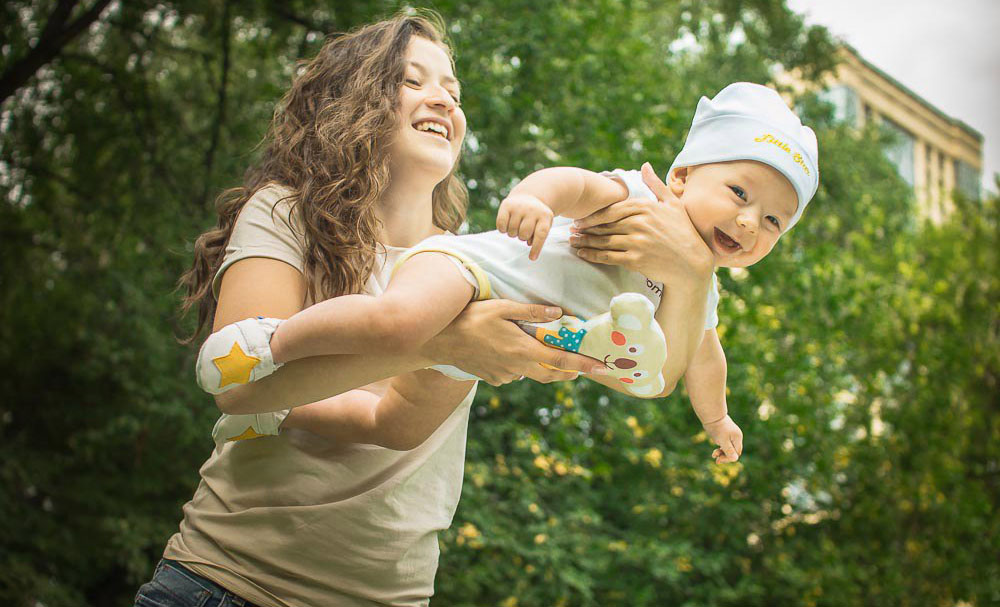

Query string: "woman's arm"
[211, 258, 608, 415]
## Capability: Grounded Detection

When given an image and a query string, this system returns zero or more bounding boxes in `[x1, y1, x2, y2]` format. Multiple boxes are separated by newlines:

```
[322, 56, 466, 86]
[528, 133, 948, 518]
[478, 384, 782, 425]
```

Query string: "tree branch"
[201, 0, 232, 206]
[0, 0, 115, 105]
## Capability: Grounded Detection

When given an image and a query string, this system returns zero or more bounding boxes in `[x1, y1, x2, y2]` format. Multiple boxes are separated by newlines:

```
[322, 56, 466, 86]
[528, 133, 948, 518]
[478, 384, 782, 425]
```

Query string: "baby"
[198, 82, 819, 463]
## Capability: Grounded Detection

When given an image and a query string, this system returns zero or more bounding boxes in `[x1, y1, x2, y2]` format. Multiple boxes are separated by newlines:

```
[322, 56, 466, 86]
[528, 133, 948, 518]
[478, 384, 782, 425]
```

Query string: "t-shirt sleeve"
[600, 168, 657, 202]
[704, 272, 720, 329]
[211, 185, 306, 299]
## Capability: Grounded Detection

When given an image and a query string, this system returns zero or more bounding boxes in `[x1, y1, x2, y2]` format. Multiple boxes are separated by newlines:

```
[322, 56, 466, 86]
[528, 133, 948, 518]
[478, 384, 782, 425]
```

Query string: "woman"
[135, 12, 714, 607]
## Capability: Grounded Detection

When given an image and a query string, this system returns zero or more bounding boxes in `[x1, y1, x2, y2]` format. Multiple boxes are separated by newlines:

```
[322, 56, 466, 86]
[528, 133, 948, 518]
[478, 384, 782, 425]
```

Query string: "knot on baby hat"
[669, 82, 819, 229]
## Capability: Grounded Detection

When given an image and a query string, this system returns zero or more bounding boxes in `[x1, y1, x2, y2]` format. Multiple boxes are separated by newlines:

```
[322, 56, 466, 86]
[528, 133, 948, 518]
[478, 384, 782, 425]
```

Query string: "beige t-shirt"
[164, 185, 476, 607]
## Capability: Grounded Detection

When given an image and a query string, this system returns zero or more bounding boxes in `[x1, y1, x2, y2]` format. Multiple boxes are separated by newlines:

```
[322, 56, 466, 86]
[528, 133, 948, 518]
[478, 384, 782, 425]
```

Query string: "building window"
[819, 84, 860, 125]
[954, 159, 981, 200]
[880, 118, 916, 186]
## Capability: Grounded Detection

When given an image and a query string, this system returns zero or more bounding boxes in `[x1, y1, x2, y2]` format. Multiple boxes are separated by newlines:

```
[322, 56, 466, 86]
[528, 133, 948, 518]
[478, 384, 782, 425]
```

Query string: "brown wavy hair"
[178, 12, 468, 341]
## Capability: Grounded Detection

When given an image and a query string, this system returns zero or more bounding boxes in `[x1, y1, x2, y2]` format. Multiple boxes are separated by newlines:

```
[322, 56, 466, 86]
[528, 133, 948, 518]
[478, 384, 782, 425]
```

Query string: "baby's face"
[671, 160, 798, 268]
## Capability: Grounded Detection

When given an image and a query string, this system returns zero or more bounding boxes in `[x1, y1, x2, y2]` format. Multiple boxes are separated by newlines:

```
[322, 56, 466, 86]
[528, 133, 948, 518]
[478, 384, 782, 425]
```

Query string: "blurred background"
[2, 1, 997, 605]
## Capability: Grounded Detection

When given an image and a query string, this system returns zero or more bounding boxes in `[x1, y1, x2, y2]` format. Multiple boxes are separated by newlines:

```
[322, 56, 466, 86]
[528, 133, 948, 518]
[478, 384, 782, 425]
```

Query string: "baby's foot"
[212, 410, 290, 451]
[196, 317, 284, 394]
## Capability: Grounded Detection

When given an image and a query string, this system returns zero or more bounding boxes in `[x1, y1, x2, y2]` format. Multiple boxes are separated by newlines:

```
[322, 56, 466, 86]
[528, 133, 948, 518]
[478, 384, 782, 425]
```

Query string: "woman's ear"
[668, 166, 690, 197]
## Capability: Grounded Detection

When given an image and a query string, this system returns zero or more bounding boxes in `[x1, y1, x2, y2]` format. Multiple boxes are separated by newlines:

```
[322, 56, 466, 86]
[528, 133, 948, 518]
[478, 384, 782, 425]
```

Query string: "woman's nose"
[425, 87, 455, 110]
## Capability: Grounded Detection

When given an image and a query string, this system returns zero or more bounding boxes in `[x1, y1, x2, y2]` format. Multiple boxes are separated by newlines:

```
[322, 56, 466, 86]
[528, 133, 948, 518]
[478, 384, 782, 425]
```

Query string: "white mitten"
[196, 317, 284, 394]
[212, 410, 289, 452]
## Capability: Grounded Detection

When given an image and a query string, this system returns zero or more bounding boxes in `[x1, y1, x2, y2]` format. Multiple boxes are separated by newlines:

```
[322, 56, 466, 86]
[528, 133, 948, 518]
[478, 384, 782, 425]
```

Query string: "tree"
[3, 1, 996, 606]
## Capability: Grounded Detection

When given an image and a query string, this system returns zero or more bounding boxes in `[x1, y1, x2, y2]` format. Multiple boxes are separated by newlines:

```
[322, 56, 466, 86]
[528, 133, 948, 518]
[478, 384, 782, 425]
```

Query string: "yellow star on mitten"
[227, 426, 268, 442]
[212, 342, 260, 389]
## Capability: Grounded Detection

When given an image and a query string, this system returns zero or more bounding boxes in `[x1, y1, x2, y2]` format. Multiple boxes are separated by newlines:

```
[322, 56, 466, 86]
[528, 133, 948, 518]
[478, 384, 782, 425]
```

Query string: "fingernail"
[545, 306, 561, 317]
[590, 366, 608, 375]
[572, 220, 581, 227]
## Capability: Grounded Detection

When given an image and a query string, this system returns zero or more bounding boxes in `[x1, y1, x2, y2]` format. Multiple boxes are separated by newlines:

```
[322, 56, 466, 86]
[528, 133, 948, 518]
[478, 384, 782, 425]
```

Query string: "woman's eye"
[405, 78, 421, 87]
[767, 215, 781, 229]
[729, 185, 746, 200]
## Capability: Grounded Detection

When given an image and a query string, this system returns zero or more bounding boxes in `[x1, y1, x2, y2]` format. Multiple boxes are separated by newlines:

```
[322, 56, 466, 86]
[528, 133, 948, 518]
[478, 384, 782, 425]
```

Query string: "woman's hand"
[569, 162, 714, 288]
[421, 299, 608, 386]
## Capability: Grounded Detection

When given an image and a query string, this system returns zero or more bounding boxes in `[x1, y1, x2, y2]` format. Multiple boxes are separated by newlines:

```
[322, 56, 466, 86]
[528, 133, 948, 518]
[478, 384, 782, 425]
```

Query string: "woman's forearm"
[214, 349, 431, 414]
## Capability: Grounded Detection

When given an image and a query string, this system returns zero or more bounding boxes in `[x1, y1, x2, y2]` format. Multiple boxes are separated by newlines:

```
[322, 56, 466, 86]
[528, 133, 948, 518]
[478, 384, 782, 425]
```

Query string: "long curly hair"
[179, 12, 467, 341]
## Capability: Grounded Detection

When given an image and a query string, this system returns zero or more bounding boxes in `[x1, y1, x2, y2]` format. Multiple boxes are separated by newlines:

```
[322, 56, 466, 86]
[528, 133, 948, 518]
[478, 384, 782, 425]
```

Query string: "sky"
[787, 0, 1000, 193]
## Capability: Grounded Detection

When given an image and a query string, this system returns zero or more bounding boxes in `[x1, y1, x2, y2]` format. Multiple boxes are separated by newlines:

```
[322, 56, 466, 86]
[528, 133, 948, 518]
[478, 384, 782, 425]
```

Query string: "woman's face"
[390, 36, 466, 180]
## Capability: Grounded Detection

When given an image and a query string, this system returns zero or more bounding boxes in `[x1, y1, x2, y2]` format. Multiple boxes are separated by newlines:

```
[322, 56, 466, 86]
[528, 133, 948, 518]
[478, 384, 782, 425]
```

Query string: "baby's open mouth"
[413, 120, 449, 140]
[714, 228, 741, 252]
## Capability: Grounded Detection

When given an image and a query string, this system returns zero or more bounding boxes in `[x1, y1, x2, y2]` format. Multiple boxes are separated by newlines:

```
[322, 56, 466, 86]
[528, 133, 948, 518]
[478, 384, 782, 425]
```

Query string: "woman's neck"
[376, 180, 443, 248]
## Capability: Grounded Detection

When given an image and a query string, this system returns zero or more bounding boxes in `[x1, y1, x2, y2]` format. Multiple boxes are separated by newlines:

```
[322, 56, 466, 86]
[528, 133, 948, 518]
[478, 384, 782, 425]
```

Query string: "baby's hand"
[496, 193, 554, 260]
[703, 415, 744, 464]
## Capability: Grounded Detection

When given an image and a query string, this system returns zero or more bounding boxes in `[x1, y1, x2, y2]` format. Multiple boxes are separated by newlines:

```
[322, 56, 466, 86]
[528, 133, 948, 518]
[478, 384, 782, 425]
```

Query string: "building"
[786, 45, 983, 223]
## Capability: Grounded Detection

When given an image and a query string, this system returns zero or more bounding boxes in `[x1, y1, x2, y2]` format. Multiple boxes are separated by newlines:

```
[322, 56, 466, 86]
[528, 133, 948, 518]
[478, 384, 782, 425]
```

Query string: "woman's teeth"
[414, 121, 448, 139]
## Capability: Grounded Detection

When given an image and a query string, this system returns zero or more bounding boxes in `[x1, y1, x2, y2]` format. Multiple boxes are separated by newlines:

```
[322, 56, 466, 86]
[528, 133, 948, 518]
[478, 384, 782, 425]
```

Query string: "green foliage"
[1, 1, 996, 606]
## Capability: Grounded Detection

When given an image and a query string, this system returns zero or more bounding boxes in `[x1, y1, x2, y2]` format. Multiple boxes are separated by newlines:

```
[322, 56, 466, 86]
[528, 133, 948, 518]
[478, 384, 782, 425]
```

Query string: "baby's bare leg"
[270, 252, 474, 363]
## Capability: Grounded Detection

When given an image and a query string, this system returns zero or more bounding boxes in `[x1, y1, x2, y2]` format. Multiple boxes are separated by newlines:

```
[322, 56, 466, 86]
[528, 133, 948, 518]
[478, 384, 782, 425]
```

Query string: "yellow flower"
[528, 503, 539, 514]
[644, 448, 662, 468]
[458, 522, 481, 539]
[607, 540, 628, 552]
[553, 461, 568, 476]
[533, 455, 551, 472]
[675, 556, 693, 572]
[534, 533, 548, 544]
[489, 395, 501, 409]
[500, 597, 518, 607]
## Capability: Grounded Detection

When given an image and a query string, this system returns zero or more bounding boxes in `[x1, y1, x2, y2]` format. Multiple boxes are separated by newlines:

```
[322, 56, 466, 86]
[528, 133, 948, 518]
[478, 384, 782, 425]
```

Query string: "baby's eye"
[627, 344, 645, 355]
[729, 185, 747, 200]
[767, 215, 781, 229]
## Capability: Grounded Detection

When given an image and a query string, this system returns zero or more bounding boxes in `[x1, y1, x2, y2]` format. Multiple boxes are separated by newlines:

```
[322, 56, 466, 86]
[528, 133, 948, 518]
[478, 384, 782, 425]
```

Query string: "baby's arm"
[683, 328, 743, 463]
[282, 370, 476, 450]
[497, 169, 628, 259]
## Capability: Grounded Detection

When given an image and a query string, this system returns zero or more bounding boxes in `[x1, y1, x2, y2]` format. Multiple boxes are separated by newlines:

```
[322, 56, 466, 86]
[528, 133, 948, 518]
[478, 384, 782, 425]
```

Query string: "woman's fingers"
[640, 162, 671, 201]
[492, 299, 564, 323]
[574, 247, 632, 267]
[569, 233, 629, 251]
[573, 198, 647, 230]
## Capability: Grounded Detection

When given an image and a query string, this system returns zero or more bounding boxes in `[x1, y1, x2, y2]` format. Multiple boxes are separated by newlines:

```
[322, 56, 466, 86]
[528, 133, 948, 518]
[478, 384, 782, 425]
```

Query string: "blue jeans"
[134, 559, 259, 607]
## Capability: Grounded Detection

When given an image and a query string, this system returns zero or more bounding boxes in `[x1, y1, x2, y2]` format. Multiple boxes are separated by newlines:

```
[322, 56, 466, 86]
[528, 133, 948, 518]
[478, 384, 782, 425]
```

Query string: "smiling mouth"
[714, 228, 741, 252]
[413, 120, 449, 140]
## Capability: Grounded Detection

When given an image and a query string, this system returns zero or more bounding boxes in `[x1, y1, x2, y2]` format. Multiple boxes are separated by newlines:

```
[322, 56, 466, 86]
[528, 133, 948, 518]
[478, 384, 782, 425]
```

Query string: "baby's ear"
[667, 166, 689, 197]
